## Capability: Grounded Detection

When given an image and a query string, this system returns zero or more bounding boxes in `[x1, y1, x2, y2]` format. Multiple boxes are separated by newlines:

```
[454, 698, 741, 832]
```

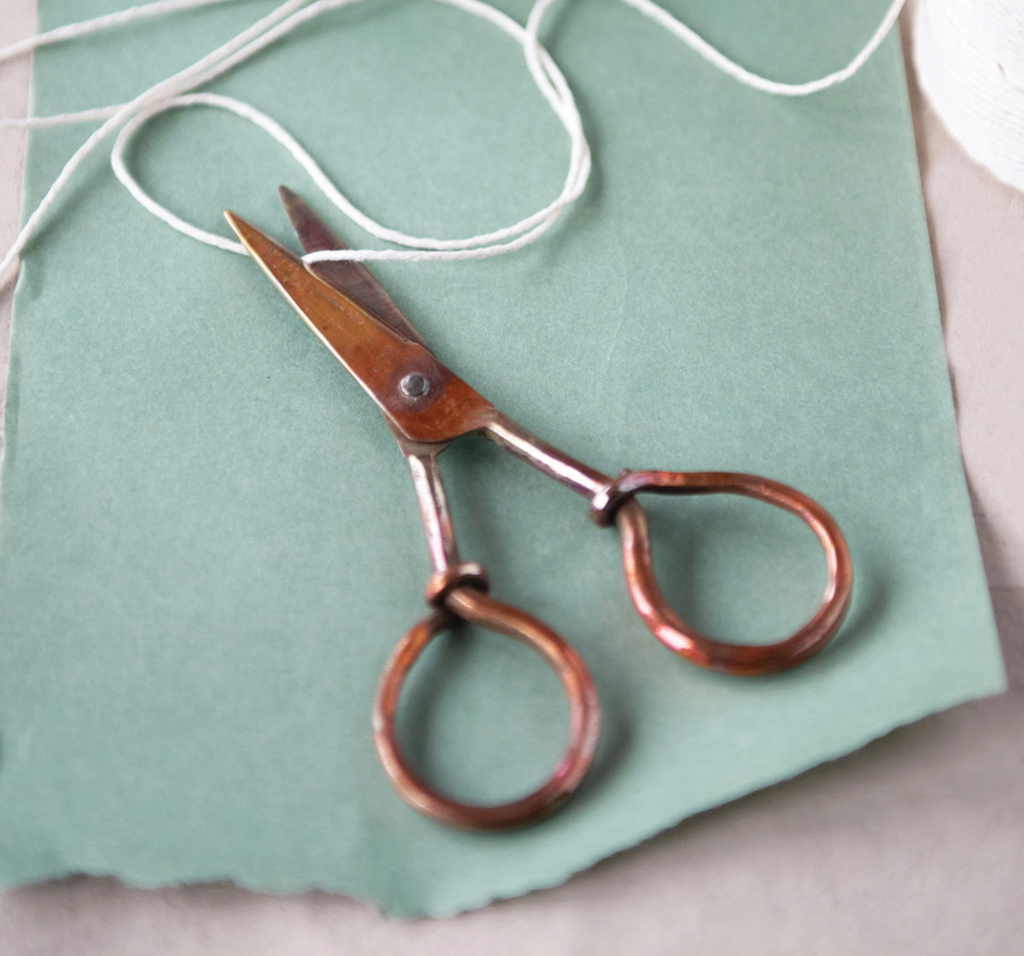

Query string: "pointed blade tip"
[278, 185, 302, 218]
[276, 186, 349, 259]
[277, 184, 309, 220]
[224, 209, 256, 242]
[223, 211, 303, 276]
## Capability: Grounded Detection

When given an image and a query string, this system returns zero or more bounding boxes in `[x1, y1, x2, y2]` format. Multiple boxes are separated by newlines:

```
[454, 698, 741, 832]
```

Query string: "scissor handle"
[591, 470, 853, 676]
[373, 573, 601, 830]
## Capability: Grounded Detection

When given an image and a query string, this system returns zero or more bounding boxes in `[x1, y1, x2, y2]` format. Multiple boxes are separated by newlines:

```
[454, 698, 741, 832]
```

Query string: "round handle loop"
[594, 470, 853, 676]
[373, 582, 601, 829]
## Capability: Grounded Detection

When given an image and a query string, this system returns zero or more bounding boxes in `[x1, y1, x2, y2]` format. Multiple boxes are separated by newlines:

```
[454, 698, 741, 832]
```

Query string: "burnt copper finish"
[424, 561, 489, 607]
[227, 195, 855, 830]
[225, 212, 497, 446]
[605, 471, 853, 675]
[482, 421, 853, 674]
[372, 586, 601, 830]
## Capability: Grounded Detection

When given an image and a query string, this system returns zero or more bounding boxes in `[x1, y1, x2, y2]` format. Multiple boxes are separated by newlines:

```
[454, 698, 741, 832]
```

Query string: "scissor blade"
[277, 186, 430, 351]
[225, 211, 494, 446]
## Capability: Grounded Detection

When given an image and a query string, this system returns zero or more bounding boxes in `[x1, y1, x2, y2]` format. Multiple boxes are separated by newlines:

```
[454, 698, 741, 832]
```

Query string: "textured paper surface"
[0, 0, 1004, 917]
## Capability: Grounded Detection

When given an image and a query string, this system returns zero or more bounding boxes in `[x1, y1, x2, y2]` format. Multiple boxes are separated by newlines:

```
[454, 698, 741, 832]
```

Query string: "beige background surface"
[1, 2, 1022, 952]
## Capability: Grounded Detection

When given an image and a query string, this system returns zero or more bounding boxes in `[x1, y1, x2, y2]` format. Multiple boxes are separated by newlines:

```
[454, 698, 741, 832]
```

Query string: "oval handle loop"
[373, 585, 601, 829]
[597, 470, 853, 676]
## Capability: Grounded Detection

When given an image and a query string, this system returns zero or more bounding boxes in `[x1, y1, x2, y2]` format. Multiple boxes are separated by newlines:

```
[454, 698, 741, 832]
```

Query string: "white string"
[110, 93, 570, 260]
[618, 0, 907, 96]
[0, 0, 908, 283]
[0, 106, 123, 129]
[0, 0, 238, 65]
[0, 0, 311, 283]
[107, 0, 588, 260]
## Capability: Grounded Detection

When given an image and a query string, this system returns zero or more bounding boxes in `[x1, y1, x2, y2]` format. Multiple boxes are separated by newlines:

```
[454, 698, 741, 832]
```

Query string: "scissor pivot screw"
[400, 372, 430, 399]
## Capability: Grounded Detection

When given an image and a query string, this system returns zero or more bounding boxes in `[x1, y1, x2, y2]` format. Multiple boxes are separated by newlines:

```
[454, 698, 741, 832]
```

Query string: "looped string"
[0, 0, 907, 285]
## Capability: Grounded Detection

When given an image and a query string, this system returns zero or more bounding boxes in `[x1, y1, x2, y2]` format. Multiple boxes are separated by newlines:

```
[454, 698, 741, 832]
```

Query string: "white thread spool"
[914, 0, 1024, 192]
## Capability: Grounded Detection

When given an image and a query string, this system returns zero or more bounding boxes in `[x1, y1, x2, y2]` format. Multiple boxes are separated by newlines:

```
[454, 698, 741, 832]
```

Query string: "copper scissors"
[225, 188, 853, 830]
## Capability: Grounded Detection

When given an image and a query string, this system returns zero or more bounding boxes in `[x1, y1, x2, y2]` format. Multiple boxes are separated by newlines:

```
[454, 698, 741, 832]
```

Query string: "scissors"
[224, 188, 853, 830]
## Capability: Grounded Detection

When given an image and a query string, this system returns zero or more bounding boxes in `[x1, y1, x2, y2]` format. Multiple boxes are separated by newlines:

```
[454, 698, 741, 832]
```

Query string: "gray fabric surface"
[1, 1, 1021, 951]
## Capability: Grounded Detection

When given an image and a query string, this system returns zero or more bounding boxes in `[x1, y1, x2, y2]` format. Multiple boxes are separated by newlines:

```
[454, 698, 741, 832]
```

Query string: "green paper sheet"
[0, 0, 1004, 917]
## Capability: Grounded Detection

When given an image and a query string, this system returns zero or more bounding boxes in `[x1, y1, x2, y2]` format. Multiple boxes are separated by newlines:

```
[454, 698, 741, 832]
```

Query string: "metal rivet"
[400, 372, 430, 399]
